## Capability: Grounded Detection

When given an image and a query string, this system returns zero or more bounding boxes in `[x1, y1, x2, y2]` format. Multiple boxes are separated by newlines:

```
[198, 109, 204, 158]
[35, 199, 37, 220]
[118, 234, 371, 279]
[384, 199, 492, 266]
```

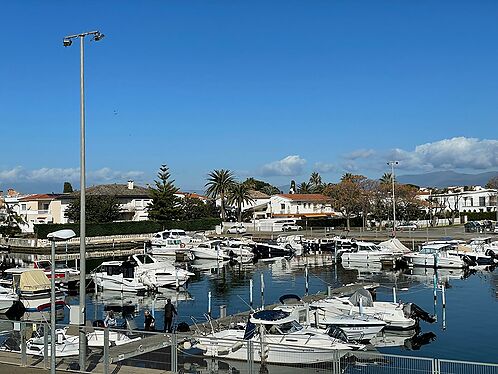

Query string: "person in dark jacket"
[164, 299, 177, 333]
[144, 310, 155, 331]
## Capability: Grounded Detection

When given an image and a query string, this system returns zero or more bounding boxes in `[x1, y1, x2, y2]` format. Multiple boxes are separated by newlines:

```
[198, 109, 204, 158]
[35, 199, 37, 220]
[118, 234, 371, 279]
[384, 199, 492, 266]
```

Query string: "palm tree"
[297, 182, 312, 194]
[228, 183, 254, 222]
[341, 173, 354, 182]
[205, 169, 235, 221]
[309, 172, 323, 192]
[380, 172, 394, 185]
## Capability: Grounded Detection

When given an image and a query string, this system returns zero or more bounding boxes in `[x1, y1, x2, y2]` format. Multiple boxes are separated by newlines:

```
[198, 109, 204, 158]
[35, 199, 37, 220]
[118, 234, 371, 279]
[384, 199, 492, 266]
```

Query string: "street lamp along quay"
[63, 29, 104, 371]
[47, 229, 76, 374]
[387, 161, 399, 237]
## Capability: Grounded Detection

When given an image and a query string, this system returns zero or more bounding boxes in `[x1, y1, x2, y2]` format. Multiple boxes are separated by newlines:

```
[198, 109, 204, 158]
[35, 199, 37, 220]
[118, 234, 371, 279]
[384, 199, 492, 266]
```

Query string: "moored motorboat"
[194, 310, 365, 364]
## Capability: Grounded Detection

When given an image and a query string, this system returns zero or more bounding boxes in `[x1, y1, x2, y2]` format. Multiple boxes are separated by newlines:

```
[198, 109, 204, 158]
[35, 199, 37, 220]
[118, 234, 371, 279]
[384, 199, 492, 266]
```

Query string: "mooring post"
[260, 273, 265, 309]
[433, 273, 438, 321]
[220, 305, 227, 319]
[249, 278, 253, 309]
[393, 286, 397, 303]
[441, 283, 446, 330]
[305, 264, 309, 295]
[208, 291, 212, 317]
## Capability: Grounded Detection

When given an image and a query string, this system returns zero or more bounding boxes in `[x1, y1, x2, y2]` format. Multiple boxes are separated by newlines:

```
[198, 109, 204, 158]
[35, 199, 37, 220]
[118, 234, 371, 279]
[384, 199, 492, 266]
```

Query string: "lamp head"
[47, 229, 76, 241]
[63, 39, 72, 47]
[93, 32, 105, 41]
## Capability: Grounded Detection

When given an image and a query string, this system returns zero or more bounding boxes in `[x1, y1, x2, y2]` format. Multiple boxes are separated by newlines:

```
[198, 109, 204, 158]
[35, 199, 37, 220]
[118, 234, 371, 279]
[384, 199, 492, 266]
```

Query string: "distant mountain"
[397, 170, 498, 188]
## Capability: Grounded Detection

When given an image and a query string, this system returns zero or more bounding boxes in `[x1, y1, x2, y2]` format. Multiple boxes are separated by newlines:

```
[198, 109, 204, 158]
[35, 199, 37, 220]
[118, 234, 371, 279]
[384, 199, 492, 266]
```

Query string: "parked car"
[227, 224, 247, 234]
[464, 221, 481, 233]
[396, 222, 418, 231]
[281, 223, 303, 232]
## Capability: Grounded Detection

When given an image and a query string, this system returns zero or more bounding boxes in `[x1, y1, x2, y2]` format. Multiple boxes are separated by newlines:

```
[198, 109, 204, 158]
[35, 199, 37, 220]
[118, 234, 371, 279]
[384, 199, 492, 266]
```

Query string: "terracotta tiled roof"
[19, 194, 61, 201]
[67, 184, 152, 198]
[248, 190, 270, 199]
[277, 194, 332, 202]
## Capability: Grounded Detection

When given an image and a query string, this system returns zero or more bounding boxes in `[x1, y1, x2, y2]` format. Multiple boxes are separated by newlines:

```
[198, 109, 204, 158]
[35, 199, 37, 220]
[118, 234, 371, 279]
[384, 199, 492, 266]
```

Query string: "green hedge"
[464, 212, 497, 221]
[34, 218, 221, 239]
[296, 217, 364, 228]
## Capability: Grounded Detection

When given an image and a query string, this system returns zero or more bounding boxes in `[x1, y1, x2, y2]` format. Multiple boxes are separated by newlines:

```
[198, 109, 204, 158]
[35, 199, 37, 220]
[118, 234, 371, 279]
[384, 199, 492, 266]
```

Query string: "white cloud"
[261, 155, 307, 176]
[344, 149, 377, 160]
[0, 166, 145, 185]
[314, 162, 337, 173]
[341, 137, 498, 172]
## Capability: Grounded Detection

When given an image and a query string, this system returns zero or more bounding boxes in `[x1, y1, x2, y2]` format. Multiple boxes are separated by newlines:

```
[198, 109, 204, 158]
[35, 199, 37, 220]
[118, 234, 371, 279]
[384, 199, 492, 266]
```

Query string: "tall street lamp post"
[63, 30, 104, 371]
[47, 229, 76, 374]
[387, 161, 399, 237]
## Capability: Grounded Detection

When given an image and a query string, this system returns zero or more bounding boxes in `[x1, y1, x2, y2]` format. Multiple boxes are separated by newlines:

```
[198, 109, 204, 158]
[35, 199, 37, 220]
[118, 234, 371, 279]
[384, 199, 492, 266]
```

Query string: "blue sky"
[1, 1, 498, 193]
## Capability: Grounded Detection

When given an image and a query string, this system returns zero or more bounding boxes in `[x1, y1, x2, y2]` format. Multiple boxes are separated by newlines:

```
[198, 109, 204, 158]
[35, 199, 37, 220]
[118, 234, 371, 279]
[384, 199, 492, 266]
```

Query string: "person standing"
[104, 310, 116, 328]
[164, 299, 177, 333]
[144, 310, 155, 331]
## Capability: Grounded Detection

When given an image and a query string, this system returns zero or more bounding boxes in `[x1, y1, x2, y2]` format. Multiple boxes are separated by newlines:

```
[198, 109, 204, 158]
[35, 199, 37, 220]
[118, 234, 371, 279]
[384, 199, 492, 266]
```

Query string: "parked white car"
[396, 222, 418, 231]
[227, 225, 247, 234]
[282, 223, 303, 232]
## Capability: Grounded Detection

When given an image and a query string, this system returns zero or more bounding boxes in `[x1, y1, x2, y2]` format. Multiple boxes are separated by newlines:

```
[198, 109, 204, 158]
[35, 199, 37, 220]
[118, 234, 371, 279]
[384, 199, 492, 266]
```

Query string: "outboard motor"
[462, 255, 477, 267]
[403, 303, 436, 323]
[327, 326, 349, 342]
[485, 249, 497, 260]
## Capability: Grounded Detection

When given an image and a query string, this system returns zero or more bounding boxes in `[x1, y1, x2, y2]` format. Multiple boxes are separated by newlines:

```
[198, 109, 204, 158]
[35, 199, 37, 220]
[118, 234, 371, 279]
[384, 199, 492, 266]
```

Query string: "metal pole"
[79, 34, 87, 372]
[103, 327, 110, 374]
[390, 161, 397, 237]
[208, 291, 211, 317]
[260, 273, 265, 309]
[249, 279, 253, 309]
[51, 240, 56, 374]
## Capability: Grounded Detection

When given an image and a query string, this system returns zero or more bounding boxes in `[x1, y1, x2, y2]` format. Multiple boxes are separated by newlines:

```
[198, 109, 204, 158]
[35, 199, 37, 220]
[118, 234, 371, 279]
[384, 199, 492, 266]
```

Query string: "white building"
[267, 194, 336, 218]
[422, 186, 497, 214]
[61, 180, 152, 222]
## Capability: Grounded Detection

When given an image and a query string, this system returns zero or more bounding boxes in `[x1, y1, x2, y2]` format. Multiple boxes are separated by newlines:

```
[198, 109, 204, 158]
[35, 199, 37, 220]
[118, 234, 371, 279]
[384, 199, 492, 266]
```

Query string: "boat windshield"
[268, 320, 302, 334]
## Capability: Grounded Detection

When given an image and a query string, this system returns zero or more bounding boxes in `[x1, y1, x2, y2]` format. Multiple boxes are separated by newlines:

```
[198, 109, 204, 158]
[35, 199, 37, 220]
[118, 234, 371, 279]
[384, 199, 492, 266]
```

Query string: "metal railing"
[1, 322, 497, 374]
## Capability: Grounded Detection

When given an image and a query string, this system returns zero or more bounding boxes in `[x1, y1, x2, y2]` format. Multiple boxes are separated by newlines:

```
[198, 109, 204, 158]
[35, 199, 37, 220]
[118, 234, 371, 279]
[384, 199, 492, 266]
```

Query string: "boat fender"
[230, 341, 244, 352]
[180, 243, 186, 248]
[183, 341, 192, 350]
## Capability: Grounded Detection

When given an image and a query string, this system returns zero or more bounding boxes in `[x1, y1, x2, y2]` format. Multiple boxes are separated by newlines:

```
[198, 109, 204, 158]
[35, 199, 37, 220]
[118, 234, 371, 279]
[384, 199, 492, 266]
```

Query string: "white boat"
[274, 295, 386, 342]
[219, 240, 255, 263]
[276, 235, 304, 255]
[32, 260, 80, 286]
[2, 268, 65, 315]
[26, 328, 79, 357]
[447, 238, 498, 266]
[151, 229, 192, 246]
[190, 241, 230, 260]
[403, 244, 470, 268]
[195, 310, 365, 364]
[131, 254, 194, 288]
[91, 260, 149, 293]
[340, 241, 397, 263]
[312, 289, 434, 330]
[148, 237, 186, 256]
[0, 285, 18, 314]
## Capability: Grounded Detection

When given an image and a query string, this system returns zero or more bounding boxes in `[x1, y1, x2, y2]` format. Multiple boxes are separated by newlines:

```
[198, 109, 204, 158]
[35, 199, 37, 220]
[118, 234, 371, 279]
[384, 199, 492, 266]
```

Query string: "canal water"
[63, 254, 498, 363]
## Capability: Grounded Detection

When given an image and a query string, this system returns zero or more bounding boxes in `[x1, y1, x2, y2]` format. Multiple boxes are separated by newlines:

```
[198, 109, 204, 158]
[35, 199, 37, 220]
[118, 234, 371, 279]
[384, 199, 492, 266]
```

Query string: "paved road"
[232, 225, 498, 243]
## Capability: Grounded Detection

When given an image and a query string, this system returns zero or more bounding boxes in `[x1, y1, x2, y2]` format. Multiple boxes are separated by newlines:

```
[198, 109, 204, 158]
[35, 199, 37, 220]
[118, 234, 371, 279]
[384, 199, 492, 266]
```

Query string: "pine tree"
[148, 164, 181, 221]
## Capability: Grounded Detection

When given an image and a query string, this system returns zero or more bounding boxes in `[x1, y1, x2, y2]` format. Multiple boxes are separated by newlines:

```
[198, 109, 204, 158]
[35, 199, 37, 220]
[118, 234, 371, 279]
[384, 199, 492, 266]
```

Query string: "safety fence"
[0, 321, 497, 374]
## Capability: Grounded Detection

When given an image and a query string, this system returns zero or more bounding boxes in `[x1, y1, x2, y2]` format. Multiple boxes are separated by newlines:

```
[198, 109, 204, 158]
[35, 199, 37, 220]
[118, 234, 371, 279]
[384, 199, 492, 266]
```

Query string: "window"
[43, 203, 49, 210]
[280, 203, 285, 210]
[469, 198, 474, 206]
[21, 204, 26, 211]
[479, 197, 486, 207]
